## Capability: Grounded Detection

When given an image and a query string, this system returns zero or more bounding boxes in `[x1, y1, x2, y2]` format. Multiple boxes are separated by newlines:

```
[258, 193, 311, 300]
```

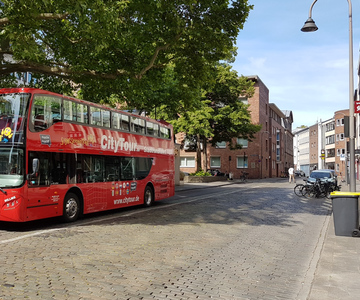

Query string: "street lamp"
[301, 0, 356, 191]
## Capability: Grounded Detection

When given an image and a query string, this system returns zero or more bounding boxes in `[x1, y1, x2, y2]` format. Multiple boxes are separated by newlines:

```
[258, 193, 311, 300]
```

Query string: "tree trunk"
[203, 139, 208, 171]
[196, 134, 202, 172]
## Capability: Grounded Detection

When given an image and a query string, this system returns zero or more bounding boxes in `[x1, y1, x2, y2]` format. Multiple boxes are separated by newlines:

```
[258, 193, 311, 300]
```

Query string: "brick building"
[293, 109, 355, 181]
[177, 75, 294, 179]
[309, 123, 320, 171]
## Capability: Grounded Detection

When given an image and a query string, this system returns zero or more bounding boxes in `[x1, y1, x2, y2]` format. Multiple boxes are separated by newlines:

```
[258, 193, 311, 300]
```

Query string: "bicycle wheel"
[302, 185, 315, 198]
[294, 184, 304, 197]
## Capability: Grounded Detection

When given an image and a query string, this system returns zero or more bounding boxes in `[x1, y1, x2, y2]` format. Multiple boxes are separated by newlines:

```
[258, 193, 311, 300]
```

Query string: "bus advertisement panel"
[0, 88, 175, 222]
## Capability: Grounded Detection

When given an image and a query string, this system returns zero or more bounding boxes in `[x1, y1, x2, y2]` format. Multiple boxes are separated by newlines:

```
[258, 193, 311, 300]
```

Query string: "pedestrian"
[288, 166, 295, 183]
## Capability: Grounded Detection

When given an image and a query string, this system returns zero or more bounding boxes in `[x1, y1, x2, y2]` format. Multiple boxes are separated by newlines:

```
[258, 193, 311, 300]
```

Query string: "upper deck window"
[131, 117, 145, 134]
[102, 110, 110, 128]
[63, 100, 88, 124]
[90, 106, 110, 128]
[160, 127, 171, 139]
[146, 122, 159, 136]
[112, 112, 130, 131]
[90, 107, 101, 126]
[30, 95, 62, 132]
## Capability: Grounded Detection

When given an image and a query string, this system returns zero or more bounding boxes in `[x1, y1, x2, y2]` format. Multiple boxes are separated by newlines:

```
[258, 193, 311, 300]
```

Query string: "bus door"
[27, 152, 74, 218]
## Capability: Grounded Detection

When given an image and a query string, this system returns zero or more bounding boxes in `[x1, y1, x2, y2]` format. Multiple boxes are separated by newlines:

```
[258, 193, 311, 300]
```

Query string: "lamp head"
[301, 18, 318, 32]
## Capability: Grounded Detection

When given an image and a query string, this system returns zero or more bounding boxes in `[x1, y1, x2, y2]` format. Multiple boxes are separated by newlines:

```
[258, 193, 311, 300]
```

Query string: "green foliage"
[190, 169, 211, 177]
[169, 64, 261, 150]
[0, 0, 253, 112]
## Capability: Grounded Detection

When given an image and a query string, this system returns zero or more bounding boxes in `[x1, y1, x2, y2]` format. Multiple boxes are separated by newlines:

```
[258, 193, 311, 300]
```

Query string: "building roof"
[246, 75, 269, 91]
[269, 103, 286, 118]
[282, 110, 293, 123]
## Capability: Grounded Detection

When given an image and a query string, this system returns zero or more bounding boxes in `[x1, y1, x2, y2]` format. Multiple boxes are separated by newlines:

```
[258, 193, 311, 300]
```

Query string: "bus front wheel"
[143, 186, 154, 207]
[63, 193, 80, 222]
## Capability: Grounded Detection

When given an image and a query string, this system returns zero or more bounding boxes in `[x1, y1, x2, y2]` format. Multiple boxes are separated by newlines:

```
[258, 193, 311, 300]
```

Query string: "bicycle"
[294, 180, 308, 197]
[302, 178, 340, 199]
[240, 171, 249, 182]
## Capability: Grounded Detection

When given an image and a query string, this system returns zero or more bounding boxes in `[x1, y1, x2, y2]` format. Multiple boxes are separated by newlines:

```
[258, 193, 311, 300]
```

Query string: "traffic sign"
[355, 100, 360, 113]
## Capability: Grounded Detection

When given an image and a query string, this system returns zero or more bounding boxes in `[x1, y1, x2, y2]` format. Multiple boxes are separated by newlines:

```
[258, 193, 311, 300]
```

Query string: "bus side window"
[92, 156, 105, 182]
[102, 110, 110, 128]
[112, 112, 120, 129]
[63, 100, 75, 121]
[90, 106, 101, 126]
[76, 155, 91, 183]
[34, 114, 47, 131]
[160, 126, 170, 139]
[121, 157, 134, 180]
[105, 157, 120, 182]
[76, 103, 88, 124]
[28, 152, 50, 186]
[131, 117, 145, 134]
[147, 122, 159, 136]
[135, 157, 152, 180]
[31, 95, 61, 132]
[50, 153, 70, 185]
[121, 114, 130, 131]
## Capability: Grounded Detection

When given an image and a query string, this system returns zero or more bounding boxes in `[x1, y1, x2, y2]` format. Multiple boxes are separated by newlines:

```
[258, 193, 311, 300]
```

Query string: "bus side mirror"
[27, 158, 39, 180]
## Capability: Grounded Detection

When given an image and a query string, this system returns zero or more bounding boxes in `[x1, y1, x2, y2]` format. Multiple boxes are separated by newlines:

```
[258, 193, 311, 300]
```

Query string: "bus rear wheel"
[63, 193, 80, 222]
[143, 186, 154, 207]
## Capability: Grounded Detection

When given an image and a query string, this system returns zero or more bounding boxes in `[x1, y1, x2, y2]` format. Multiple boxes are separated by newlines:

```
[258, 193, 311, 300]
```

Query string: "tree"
[163, 64, 261, 171]
[0, 0, 253, 110]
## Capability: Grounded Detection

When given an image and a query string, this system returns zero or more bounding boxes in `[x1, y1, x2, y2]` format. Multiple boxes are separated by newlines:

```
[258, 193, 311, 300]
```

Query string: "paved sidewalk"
[176, 178, 360, 300]
[307, 182, 360, 300]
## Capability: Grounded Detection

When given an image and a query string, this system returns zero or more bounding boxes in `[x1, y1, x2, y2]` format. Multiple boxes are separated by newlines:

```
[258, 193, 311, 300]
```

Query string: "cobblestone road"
[0, 180, 331, 299]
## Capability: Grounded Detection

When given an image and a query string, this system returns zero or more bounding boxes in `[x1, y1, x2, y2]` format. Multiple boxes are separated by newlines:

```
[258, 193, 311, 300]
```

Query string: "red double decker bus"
[0, 88, 175, 222]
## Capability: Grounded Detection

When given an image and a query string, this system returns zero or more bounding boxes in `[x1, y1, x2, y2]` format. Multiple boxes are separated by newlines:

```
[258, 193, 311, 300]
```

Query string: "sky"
[231, 0, 360, 129]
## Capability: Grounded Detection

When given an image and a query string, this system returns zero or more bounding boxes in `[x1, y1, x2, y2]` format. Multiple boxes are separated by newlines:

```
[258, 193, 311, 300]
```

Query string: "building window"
[215, 141, 226, 148]
[237, 156, 248, 168]
[326, 122, 335, 131]
[236, 138, 248, 148]
[336, 118, 344, 126]
[326, 135, 335, 145]
[210, 157, 221, 168]
[240, 97, 248, 104]
[276, 130, 280, 161]
[327, 149, 335, 158]
[180, 157, 195, 168]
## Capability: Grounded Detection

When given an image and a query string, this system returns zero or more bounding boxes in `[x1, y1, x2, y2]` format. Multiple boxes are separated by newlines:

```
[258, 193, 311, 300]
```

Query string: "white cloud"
[248, 57, 267, 70]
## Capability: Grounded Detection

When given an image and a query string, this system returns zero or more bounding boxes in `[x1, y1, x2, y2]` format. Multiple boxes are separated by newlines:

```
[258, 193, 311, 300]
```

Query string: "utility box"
[330, 192, 360, 237]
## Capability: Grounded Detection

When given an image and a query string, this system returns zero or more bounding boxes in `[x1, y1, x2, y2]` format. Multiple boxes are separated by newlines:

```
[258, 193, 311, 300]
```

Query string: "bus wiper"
[0, 188, 7, 195]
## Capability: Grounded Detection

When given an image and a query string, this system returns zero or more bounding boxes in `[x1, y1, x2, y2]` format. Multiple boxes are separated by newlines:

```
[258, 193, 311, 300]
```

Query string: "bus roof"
[0, 87, 172, 128]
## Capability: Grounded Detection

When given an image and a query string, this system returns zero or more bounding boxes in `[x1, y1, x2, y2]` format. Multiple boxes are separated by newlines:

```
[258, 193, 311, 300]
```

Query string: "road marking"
[0, 228, 63, 244]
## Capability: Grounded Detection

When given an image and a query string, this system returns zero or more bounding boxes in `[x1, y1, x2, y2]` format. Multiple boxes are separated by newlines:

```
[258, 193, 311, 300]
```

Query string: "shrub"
[189, 169, 212, 177]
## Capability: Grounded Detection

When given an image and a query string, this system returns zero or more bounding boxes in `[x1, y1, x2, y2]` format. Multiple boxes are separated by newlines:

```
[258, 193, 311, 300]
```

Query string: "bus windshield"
[0, 93, 29, 144]
[0, 148, 24, 187]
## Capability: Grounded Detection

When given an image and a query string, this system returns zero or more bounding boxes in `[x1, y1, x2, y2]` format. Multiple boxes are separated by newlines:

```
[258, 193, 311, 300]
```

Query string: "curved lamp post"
[301, 0, 355, 191]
